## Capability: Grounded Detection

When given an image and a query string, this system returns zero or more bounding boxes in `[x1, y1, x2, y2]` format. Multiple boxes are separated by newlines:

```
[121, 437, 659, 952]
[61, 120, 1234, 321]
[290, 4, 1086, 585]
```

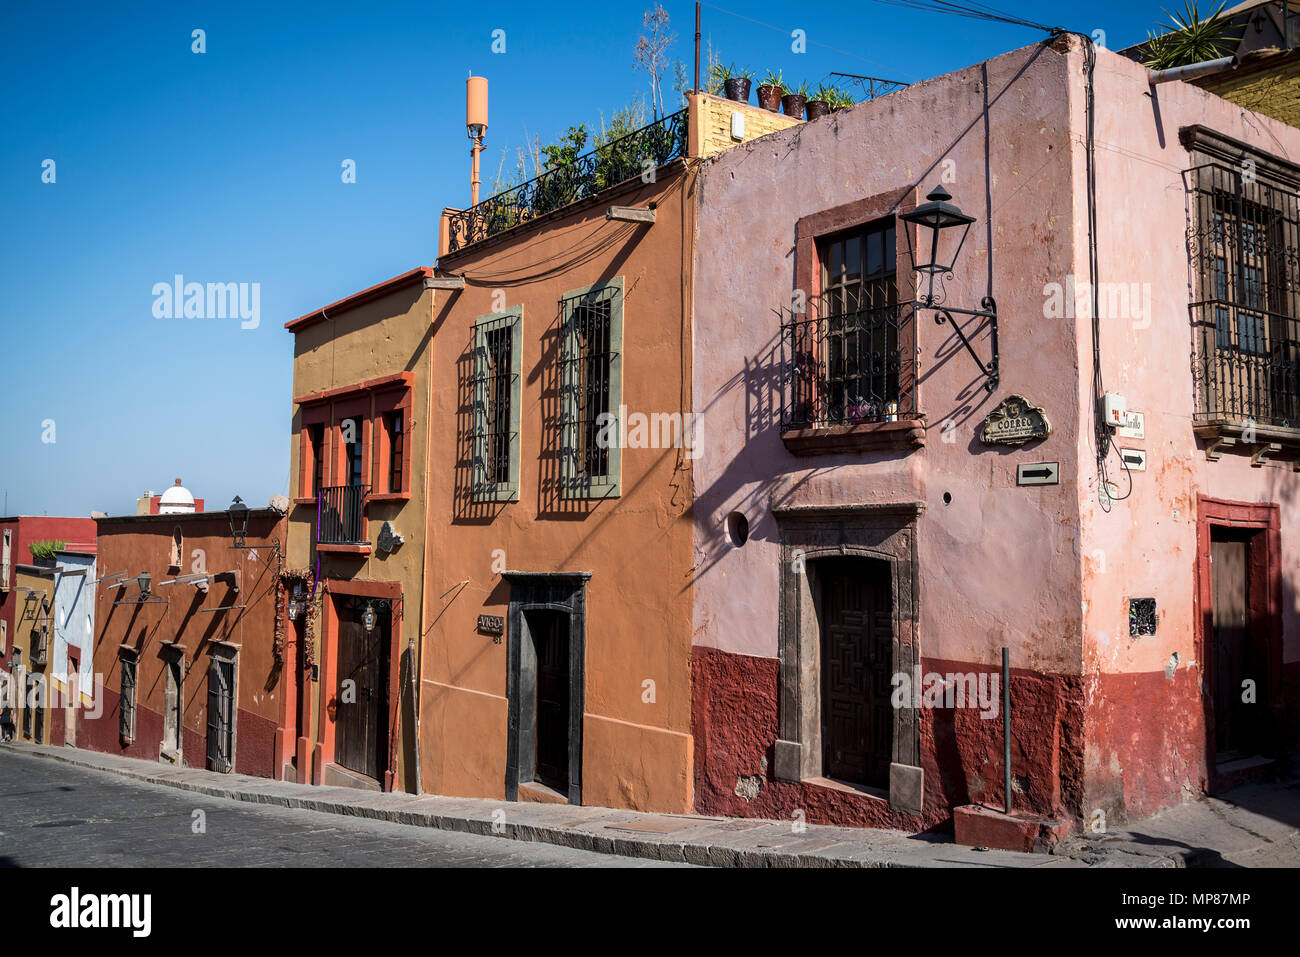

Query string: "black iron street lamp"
[136, 572, 151, 600]
[900, 185, 999, 392]
[228, 496, 249, 548]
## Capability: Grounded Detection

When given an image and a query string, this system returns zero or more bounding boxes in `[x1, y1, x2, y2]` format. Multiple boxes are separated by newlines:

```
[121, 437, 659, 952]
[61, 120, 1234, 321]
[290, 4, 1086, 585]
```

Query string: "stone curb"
[8, 743, 1089, 868]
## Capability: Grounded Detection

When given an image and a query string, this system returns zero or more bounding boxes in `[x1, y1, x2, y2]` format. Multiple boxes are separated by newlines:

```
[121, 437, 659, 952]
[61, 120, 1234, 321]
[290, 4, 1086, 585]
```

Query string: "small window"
[559, 279, 624, 497]
[385, 411, 404, 494]
[308, 423, 326, 495]
[472, 308, 523, 503]
[169, 527, 183, 570]
[119, 656, 137, 743]
[342, 418, 365, 486]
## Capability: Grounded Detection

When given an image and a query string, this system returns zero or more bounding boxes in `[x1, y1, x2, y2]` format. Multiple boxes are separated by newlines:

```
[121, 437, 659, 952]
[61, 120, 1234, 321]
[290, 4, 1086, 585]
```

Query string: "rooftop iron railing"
[446, 109, 689, 253]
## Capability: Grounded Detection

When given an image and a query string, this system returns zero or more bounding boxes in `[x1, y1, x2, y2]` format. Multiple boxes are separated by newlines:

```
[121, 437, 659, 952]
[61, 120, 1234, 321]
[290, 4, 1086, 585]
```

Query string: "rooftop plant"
[29, 540, 65, 561]
[1142, 1, 1238, 70]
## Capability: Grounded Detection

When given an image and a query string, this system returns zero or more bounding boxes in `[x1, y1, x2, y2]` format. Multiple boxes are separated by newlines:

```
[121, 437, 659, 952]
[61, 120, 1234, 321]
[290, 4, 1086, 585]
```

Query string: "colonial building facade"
[690, 35, 1300, 832]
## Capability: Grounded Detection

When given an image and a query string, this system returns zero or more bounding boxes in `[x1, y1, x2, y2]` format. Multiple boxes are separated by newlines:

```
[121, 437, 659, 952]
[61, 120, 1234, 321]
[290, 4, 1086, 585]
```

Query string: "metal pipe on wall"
[1003, 646, 1011, 814]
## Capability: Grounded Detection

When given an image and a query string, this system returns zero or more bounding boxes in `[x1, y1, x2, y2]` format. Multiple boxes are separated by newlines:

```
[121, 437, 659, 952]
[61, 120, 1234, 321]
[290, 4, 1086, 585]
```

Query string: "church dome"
[158, 478, 196, 514]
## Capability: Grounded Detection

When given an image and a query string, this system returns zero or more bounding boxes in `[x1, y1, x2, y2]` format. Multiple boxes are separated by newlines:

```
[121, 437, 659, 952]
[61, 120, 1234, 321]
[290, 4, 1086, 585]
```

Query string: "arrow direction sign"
[1017, 462, 1059, 486]
[1120, 448, 1147, 472]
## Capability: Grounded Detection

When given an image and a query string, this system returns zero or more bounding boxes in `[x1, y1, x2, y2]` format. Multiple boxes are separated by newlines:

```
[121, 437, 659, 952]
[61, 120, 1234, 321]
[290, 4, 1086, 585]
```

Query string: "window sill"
[1194, 419, 1300, 467]
[316, 543, 373, 556]
[368, 492, 411, 503]
[292, 497, 317, 507]
[781, 418, 925, 456]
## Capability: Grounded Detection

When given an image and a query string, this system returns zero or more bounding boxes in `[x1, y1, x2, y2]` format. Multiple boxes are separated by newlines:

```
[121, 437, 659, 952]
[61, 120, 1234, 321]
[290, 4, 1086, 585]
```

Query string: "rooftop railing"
[445, 109, 688, 253]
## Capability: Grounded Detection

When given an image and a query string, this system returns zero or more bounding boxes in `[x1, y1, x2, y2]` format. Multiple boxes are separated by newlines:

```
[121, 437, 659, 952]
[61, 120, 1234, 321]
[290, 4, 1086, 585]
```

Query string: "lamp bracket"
[918, 296, 1000, 394]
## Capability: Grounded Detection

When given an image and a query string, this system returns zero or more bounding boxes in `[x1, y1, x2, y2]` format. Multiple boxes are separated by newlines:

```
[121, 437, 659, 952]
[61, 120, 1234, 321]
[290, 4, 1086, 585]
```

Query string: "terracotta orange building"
[80, 507, 287, 777]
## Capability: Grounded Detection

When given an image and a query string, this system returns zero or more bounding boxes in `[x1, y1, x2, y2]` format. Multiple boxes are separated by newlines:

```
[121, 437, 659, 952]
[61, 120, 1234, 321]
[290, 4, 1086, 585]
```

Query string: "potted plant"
[720, 64, 753, 104]
[829, 87, 856, 113]
[806, 84, 834, 120]
[756, 70, 784, 112]
[782, 81, 808, 119]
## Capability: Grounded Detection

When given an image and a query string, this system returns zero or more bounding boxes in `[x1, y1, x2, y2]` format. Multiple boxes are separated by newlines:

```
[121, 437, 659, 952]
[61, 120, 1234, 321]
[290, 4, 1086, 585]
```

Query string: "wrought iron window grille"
[472, 309, 522, 502]
[779, 290, 917, 431]
[559, 282, 623, 496]
[1187, 161, 1300, 430]
[446, 110, 688, 253]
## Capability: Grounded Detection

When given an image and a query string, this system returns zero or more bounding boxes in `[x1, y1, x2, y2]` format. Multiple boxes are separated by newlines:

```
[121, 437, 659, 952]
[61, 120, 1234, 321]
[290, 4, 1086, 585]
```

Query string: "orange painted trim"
[368, 492, 410, 503]
[291, 497, 317, 506]
[316, 543, 373, 555]
[294, 371, 414, 408]
[315, 579, 403, 791]
[285, 267, 432, 333]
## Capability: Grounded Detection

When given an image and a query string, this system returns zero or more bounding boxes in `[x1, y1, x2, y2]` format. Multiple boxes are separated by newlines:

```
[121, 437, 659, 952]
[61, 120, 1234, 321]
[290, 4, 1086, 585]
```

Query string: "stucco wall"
[286, 280, 433, 792]
[79, 511, 285, 778]
[423, 166, 698, 812]
[692, 40, 1083, 669]
[1076, 48, 1300, 822]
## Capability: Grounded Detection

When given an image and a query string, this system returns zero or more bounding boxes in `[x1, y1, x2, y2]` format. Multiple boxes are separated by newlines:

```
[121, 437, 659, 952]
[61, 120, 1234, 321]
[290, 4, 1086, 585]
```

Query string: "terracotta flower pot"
[805, 99, 830, 120]
[782, 94, 807, 119]
[756, 84, 782, 112]
[724, 77, 751, 103]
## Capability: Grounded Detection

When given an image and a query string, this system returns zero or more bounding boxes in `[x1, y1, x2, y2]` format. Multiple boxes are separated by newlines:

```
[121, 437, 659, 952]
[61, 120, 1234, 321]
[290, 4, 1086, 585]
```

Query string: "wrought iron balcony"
[445, 109, 688, 253]
[779, 293, 917, 431]
[318, 485, 370, 546]
[1188, 161, 1300, 433]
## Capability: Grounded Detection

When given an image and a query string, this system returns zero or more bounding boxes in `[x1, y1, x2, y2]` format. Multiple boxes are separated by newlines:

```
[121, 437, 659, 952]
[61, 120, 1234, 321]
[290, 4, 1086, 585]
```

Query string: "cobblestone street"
[0, 750, 688, 868]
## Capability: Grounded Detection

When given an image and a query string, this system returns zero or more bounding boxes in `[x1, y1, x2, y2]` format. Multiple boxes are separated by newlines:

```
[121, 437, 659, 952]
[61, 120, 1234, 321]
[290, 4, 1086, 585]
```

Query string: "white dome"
[158, 479, 196, 514]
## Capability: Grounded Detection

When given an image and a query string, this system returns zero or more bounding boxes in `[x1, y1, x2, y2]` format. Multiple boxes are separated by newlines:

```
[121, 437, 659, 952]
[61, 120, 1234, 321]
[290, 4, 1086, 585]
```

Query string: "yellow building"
[11, 563, 55, 744]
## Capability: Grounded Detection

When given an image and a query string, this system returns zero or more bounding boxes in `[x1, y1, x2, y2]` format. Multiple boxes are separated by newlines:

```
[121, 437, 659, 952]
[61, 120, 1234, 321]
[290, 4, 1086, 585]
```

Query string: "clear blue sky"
[0, 0, 1158, 518]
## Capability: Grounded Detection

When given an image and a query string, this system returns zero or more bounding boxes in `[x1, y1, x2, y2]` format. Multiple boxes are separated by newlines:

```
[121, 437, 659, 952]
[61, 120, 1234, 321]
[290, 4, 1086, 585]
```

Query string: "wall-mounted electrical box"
[1102, 392, 1128, 428]
[731, 111, 745, 141]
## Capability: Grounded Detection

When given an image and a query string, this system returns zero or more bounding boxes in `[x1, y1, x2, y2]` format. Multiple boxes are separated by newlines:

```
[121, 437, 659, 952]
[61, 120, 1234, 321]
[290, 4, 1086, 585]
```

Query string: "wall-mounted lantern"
[288, 583, 306, 622]
[136, 572, 151, 601]
[361, 602, 377, 634]
[227, 496, 250, 548]
[900, 185, 999, 393]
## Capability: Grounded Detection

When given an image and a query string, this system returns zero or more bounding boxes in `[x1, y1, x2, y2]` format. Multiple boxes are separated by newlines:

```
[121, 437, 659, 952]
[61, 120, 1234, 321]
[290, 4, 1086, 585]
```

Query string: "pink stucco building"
[689, 34, 1300, 836]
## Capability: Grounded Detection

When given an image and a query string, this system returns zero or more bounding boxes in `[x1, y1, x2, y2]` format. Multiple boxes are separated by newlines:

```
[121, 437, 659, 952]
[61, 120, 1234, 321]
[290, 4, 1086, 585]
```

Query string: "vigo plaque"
[477, 615, 505, 641]
[981, 395, 1051, 447]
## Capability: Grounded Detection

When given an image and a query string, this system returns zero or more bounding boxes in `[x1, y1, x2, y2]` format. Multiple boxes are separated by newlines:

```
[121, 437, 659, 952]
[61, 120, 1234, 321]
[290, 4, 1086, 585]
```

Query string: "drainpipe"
[1002, 647, 1011, 815]
[1147, 55, 1237, 85]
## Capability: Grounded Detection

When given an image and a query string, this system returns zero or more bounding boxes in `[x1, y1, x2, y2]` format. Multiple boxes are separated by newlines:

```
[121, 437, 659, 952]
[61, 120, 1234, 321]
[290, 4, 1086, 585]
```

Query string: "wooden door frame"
[503, 572, 589, 805]
[1195, 496, 1283, 780]
[314, 578, 403, 791]
[771, 503, 924, 816]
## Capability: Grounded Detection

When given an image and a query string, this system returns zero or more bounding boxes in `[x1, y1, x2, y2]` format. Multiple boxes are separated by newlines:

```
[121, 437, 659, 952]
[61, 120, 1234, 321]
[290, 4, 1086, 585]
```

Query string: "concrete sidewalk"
[7, 741, 1087, 868]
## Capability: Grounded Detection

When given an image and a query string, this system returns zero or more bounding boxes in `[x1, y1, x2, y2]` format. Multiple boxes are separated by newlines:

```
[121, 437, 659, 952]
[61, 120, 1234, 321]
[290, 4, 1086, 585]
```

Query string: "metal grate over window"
[1188, 161, 1300, 428]
[560, 283, 622, 494]
[119, 656, 137, 743]
[473, 309, 522, 501]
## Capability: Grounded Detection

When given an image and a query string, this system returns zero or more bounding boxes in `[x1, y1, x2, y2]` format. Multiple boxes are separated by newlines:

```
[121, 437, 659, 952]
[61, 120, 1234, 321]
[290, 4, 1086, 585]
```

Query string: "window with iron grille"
[559, 279, 623, 497]
[472, 307, 523, 502]
[119, 655, 137, 743]
[1188, 160, 1300, 429]
[782, 219, 910, 430]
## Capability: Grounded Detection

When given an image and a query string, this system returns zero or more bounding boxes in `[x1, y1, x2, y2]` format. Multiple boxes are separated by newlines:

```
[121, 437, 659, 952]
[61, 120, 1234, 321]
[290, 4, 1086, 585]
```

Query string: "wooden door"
[163, 657, 182, 753]
[821, 560, 892, 788]
[532, 611, 570, 791]
[335, 607, 387, 782]
[1211, 532, 1264, 759]
[64, 653, 78, 747]
[206, 657, 235, 773]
